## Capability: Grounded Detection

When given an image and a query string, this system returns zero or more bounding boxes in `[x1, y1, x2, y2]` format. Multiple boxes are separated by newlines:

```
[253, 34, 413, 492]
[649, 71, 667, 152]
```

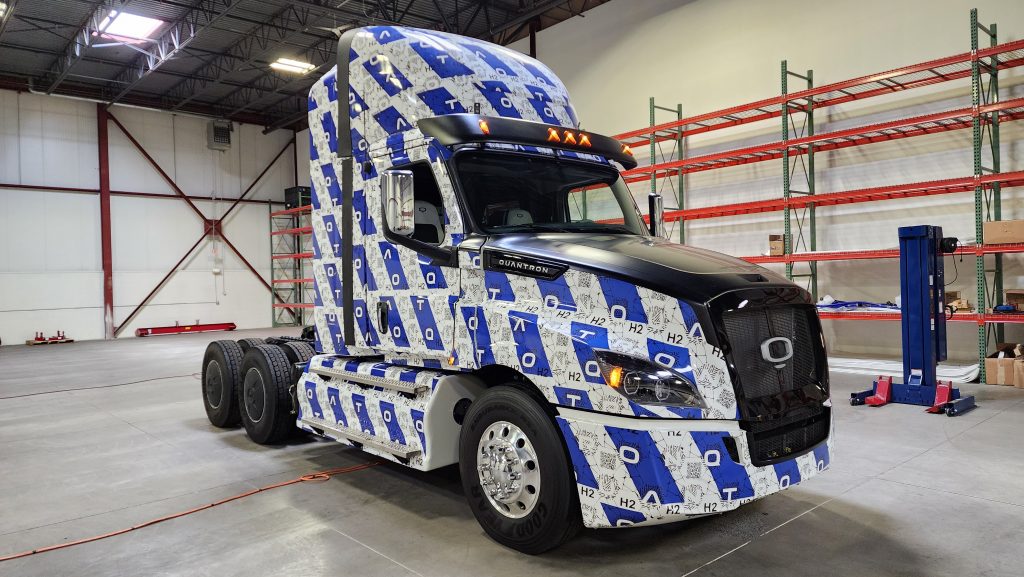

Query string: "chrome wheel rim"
[476, 420, 541, 519]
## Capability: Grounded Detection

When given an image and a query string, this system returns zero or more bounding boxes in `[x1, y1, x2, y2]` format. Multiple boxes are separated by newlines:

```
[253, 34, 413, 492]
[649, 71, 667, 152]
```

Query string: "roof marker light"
[579, 133, 592, 147]
[562, 130, 577, 145]
[547, 127, 561, 142]
[478, 119, 490, 135]
[622, 144, 634, 156]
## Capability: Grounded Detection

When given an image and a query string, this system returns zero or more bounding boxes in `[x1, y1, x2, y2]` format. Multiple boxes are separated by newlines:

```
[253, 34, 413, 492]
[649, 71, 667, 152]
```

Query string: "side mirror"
[383, 169, 415, 237]
[648, 193, 665, 238]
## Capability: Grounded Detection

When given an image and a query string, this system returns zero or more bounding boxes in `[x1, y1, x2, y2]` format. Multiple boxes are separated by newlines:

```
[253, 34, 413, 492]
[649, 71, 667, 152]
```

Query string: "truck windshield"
[454, 150, 647, 235]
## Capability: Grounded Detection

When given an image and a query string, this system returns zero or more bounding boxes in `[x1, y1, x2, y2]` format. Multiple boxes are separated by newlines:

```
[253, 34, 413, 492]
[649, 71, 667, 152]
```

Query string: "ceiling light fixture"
[270, 58, 317, 74]
[0, 3, 9, 18]
[95, 10, 164, 43]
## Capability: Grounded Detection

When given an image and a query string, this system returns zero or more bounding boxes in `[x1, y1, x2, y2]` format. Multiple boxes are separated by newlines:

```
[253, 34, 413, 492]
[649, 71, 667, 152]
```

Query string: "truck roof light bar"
[418, 114, 638, 170]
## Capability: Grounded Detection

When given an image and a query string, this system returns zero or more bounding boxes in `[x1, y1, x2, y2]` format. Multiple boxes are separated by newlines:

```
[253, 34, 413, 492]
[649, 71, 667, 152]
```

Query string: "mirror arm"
[648, 192, 665, 238]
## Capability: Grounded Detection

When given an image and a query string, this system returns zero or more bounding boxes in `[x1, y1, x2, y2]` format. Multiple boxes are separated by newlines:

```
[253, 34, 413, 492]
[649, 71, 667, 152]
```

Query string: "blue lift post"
[851, 225, 978, 417]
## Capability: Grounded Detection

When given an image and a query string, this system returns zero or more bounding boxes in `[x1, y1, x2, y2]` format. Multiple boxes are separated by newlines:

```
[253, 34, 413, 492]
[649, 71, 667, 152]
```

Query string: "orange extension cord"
[0, 461, 380, 563]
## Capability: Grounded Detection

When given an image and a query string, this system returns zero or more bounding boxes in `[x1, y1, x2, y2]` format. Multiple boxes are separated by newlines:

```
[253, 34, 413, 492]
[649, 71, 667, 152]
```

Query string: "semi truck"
[201, 25, 833, 554]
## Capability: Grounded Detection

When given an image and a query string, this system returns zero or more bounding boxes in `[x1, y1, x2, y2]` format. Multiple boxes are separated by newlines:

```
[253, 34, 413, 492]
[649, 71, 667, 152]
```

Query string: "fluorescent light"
[0, 3, 8, 18]
[96, 10, 164, 42]
[270, 58, 316, 74]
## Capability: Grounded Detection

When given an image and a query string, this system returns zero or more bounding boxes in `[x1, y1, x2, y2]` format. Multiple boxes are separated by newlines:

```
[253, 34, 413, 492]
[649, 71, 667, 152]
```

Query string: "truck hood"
[483, 233, 800, 304]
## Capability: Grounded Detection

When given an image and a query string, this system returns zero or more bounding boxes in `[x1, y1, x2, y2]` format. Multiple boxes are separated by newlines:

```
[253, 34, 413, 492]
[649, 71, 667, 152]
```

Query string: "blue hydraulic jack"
[851, 225, 978, 417]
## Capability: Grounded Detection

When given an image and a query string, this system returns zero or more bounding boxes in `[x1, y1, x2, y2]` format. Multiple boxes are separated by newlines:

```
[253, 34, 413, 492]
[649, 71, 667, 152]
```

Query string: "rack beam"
[624, 98, 1024, 182]
[661, 171, 1024, 222]
[818, 311, 1024, 324]
[615, 38, 1024, 146]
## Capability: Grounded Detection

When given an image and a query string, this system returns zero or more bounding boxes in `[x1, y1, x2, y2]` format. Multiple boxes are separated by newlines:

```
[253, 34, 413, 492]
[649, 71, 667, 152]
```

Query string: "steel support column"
[97, 103, 114, 339]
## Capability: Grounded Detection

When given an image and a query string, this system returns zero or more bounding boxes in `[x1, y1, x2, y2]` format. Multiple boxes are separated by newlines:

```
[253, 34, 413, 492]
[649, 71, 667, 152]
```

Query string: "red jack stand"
[865, 375, 893, 406]
[926, 381, 955, 414]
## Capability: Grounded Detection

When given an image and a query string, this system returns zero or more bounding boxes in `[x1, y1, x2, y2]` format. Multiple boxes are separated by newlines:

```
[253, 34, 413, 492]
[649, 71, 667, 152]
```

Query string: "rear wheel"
[280, 341, 315, 363]
[236, 337, 266, 353]
[458, 386, 581, 554]
[238, 344, 297, 445]
[280, 341, 316, 382]
[201, 340, 243, 428]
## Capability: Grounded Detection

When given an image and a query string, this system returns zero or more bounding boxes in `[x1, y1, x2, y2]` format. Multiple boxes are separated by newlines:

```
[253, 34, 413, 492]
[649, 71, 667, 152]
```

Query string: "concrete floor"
[1, 329, 1023, 577]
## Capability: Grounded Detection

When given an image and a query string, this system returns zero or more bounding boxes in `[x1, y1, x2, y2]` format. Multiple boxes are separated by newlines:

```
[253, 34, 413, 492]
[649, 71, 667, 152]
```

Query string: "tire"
[238, 344, 297, 445]
[279, 341, 315, 364]
[201, 340, 244, 428]
[236, 337, 267, 353]
[459, 386, 581, 554]
[279, 341, 316, 382]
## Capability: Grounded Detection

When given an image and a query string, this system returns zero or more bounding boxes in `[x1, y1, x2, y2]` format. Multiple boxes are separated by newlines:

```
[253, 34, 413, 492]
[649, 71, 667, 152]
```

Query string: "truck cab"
[201, 25, 832, 554]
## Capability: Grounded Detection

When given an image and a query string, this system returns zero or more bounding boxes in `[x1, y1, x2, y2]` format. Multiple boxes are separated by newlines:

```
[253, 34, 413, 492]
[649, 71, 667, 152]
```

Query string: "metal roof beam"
[490, 0, 569, 39]
[44, 0, 122, 93]
[164, 3, 329, 111]
[291, 0, 446, 28]
[104, 0, 243, 105]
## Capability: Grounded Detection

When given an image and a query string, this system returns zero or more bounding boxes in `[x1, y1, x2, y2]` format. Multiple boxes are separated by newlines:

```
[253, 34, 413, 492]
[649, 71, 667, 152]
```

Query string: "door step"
[304, 419, 421, 459]
[311, 365, 429, 395]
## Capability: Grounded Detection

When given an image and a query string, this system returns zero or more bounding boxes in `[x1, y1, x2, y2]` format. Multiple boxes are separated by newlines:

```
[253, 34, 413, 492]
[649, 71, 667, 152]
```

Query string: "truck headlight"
[594, 351, 706, 408]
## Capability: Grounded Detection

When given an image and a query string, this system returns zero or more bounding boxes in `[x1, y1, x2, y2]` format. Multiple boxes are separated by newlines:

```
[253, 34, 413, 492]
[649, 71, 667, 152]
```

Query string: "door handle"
[377, 301, 389, 332]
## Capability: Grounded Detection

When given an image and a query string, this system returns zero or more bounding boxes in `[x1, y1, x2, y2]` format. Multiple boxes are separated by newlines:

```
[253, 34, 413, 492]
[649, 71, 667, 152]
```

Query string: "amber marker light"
[478, 119, 490, 135]
[606, 365, 623, 389]
[579, 133, 592, 147]
[621, 144, 633, 156]
[547, 127, 561, 142]
[562, 130, 577, 145]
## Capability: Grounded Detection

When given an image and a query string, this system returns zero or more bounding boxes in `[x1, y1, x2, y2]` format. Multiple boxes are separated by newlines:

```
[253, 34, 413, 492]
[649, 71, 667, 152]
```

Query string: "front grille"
[720, 304, 829, 465]
[721, 305, 820, 400]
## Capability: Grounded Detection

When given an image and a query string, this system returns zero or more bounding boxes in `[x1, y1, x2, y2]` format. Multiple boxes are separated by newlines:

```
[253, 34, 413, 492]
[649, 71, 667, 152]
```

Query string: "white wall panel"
[0, 91, 294, 346]
[11, 92, 97, 190]
[295, 128, 312, 187]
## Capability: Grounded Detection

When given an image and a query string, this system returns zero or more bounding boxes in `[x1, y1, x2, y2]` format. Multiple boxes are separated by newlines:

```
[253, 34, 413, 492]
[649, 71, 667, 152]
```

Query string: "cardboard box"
[986, 343, 1019, 385]
[1006, 290, 1024, 312]
[983, 219, 1024, 245]
[1014, 359, 1024, 389]
[769, 234, 785, 256]
[944, 290, 972, 312]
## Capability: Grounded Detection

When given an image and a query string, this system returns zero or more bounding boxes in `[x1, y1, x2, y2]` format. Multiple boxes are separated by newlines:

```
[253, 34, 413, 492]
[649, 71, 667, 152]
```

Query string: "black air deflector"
[417, 114, 638, 170]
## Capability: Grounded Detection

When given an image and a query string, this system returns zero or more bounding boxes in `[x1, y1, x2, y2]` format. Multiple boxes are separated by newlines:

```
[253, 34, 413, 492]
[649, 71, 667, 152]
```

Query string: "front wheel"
[458, 386, 581, 554]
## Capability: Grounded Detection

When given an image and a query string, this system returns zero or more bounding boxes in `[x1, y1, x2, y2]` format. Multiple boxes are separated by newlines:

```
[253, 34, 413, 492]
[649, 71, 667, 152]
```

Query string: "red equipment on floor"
[135, 322, 237, 337]
[26, 331, 74, 345]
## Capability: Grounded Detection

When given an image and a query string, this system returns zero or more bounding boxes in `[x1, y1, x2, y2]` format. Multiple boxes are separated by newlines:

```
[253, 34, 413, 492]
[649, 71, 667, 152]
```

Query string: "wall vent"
[207, 120, 233, 151]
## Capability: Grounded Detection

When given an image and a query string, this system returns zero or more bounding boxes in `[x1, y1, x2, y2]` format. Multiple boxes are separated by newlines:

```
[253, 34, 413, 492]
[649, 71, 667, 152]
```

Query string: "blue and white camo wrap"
[300, 25, 833, 529]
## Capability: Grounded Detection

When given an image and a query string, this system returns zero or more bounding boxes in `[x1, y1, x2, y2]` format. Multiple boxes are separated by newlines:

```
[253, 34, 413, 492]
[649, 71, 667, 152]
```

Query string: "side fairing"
[458, 255, 740, 419]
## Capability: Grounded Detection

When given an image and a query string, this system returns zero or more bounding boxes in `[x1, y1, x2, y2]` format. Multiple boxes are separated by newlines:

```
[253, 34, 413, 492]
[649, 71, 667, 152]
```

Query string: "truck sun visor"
[417, 114, 638, 170]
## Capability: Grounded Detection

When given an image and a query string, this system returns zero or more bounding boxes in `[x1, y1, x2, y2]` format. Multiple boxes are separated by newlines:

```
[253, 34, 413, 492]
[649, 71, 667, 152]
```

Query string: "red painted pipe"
[135, 322, 237, 337]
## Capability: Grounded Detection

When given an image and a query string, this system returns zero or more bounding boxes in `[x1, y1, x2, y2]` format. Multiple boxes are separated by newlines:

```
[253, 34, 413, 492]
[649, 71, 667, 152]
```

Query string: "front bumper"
[556, 405, 833, 528]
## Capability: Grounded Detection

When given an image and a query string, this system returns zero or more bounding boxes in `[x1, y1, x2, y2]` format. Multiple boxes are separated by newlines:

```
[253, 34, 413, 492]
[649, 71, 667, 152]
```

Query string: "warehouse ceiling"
[0, 0, 608, 131]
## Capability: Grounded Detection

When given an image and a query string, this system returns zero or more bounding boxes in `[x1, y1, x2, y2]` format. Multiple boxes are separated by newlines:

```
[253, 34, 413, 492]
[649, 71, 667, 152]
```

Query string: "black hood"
[481, 233, 803, 305]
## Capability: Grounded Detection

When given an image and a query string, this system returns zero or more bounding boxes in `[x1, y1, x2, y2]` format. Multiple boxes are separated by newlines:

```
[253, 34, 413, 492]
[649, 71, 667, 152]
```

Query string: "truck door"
[361, 142, 463, 363]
